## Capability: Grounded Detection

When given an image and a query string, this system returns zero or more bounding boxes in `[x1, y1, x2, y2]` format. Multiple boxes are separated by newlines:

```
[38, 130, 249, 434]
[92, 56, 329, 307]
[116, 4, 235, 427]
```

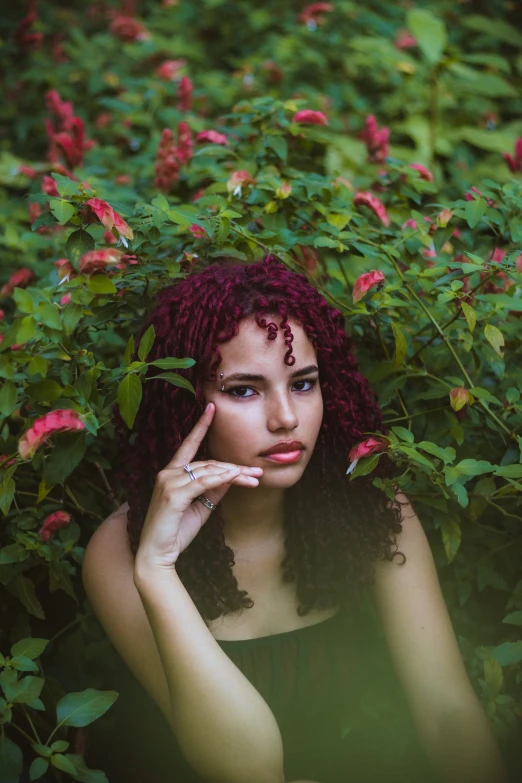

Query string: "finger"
[180, 465, 260, 487]
[187, 460, 263, 477]
[166, 403, 215, 469]
[182, 468, 243, 499]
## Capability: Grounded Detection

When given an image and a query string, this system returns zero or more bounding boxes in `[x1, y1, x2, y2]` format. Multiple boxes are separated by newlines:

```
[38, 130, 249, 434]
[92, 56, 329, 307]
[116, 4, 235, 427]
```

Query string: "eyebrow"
[222, 364, 319, 384]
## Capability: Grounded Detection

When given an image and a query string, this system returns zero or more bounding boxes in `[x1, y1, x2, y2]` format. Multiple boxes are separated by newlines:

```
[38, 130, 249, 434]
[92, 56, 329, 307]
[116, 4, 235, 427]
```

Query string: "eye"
[227, 386, 256, 398]
[293, 378, 318, 392]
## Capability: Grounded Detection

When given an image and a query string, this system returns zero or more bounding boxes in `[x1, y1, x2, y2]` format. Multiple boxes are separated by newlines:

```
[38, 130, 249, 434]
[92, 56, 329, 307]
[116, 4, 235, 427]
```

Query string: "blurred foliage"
[0, 0, 522, 781]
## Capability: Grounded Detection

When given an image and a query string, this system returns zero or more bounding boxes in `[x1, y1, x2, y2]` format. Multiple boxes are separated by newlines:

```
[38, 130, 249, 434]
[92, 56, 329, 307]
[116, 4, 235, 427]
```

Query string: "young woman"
[82, 255, 508, 783]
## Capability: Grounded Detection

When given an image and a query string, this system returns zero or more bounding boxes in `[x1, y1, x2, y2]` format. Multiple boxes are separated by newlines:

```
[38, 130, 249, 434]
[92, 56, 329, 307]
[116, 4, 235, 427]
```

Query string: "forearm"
[134, 563, 284, 783]
[421, 700, 510, 783]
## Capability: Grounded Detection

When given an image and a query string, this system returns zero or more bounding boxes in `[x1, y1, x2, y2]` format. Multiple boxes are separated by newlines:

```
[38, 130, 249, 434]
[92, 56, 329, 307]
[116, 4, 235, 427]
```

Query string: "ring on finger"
[183, 464, 197, 481]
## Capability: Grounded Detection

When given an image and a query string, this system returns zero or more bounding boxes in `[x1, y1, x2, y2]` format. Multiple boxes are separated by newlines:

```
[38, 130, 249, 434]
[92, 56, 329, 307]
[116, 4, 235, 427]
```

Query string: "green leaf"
[12, 287, 34, 314]
[56, 688, 118, 728]
[0, 735, 23, 783]
[148, 357, 195, 370]
[15, 574, 45, 619]
[399, 446, 436, 471]
[465, 197, 486, 229]
[51, 754, 77, 774]
[29, 757, 49, 781]
[3, 675, 44, 704]
[11, 638, 48, 660]
[138, 324, 155, 362]
[66, 229, 95, 265]
[441, 517, 461, 563]
[455, 459, 494, 476]
[495, 464, 522, 478]
[417, 441, 456, 464]
[484, 323, 504, 357]
[51, 173, 79, 198]
[15, 315, 37, 344]
[87, 275, 117, 294]
[0, 543, 29, 565]
[151, 193, 169, 211]
[36, 302, 62, 330]
[502, 611, 522, 626]
[406, 9, 447, 64]
[44, 431, 87, 485]
[0, 380, 17, 417]
[391, 322, 407, 369]
[347, 452, 381, 479]
[26, 379, 63, 403]
[265, 135, 288, 160]
[492, 641, 522, 667]
[49, 199, 76, 225]
[391, 426, 414, 443]
[147, 372, 195, 394]
[117, 373, 142, 429]
[460, 301, 476, 333]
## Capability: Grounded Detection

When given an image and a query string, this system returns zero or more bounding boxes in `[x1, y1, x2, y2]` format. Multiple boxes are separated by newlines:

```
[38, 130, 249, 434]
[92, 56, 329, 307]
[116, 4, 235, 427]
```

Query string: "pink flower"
[196, 130, 229, 146]
[103, 229, 118, 245]
[1, 267, 34, 297]
[353, 191, 391, 227]
[436, 208, 453, 228]
[45, 90, 95, 170]
[409, 163, 434, 182]
[297, 3, 333, 26]
[293, 109, 328, 126]
[503, 137, 522, 174]
[156, 59, 186, 81]
[79, 249, 124, 275]
[352, 270, 386, 304]
[464, 186, 496, 208]
[39, 511, 72, 543]
[402, 218, 418, 230]
[83, 198, 134, 244]
[177, 76, 193, 112]
[18, 409, 85, 460]
[276, 181, 292, 199]
[109, 14, 150, 42]
[346, 436, 389, 475]
[13, 1, 44, 51]
[488, 248, 506, 264]
[41, 175, 60, 197]
[18, 164, 38, 178]
[227, 170, 255, 196]
[59, 293, 71, 305]
[516, 255, 522, 275]
[189, 224, 207, 239]
[395, 30, 417, 49]
[177, 121, 193, 164]
[360, 115, 390, 164]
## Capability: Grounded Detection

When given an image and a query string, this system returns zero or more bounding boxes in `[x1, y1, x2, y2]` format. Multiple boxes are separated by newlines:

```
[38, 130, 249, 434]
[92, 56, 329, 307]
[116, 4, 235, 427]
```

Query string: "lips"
[259, 440, 305, 457]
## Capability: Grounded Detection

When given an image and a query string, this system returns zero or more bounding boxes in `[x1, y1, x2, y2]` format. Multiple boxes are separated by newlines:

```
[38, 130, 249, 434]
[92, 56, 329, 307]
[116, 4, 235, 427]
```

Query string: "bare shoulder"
[81, 502, 172, 726]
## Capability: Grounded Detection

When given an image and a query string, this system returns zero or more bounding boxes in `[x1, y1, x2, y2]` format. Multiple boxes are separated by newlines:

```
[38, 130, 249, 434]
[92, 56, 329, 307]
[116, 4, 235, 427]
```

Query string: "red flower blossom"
[297, 3, 333, 26]
[503, 137, 522, 174]
[360, 115, 389, 164]
[395, 29, 417, 49]
[18, 409, 85, 460]
[293, 109, 328, 126]
[177, 76, 193, 112]
[45, 90, 95, 170]
[18, 164, 38, 178]
[346, 436, 389, 475]
[189, 224, 207, 239]
[109, 14, 150, 42]
[464, 186, 496, 208]
[156, 59, 186, 81]
[196, 129, 229, 146]
[79, 249, 124, 275]
[227, 170, 255, 196]
[83, 198, 134, 244]
[449, 387, 473, 413]
[154, 123, 194, 192]
[409, 163, 434, 182]
[41, 175, 60, 197]
[177, 121, 193, 164]
[352, 270, 386, 304]
[39, 511, 72, 543]
[13, 0, 44, 51]
[1, 267, 34, 298]
[353, 191, 391, 227]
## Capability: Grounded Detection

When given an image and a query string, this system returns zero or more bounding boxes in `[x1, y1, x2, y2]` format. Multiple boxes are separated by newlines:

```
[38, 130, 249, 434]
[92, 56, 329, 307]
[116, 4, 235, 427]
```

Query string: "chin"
[259, 463, 307, 488]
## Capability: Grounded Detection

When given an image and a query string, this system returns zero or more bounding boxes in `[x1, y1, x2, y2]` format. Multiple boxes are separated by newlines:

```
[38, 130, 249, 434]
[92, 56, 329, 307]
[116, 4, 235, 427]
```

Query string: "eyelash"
[225, 378, 319, 399]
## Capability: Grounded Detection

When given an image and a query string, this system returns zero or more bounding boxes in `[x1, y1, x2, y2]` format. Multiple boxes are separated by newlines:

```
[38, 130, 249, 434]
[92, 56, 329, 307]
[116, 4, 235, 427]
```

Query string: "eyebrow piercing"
[220, 372, 224, 391]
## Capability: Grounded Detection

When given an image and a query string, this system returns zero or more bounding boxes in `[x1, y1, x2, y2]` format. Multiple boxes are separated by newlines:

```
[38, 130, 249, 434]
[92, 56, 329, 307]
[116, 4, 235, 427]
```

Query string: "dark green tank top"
[94, 601, 433, 783]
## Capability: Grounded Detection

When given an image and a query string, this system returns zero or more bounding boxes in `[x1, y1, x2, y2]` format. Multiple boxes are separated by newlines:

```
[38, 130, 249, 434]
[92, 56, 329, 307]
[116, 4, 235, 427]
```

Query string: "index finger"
[167, 403, 214, 469]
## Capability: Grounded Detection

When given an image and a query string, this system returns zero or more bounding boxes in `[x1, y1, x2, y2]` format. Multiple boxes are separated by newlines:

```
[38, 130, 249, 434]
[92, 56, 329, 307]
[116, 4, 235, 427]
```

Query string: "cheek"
[206, 410, 255, 458]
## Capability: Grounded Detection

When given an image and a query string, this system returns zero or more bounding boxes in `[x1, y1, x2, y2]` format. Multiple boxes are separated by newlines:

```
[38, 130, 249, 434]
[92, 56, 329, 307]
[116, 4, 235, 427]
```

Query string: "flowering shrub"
[1, 0, 522, 780]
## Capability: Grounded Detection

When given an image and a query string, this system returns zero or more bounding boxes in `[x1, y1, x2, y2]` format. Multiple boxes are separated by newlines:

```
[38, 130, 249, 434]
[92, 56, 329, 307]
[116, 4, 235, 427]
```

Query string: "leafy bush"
[1, 1, 522, 780]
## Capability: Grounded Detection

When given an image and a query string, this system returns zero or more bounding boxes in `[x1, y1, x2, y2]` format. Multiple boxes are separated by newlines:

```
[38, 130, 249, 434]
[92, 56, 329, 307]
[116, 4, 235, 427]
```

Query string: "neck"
[220, 485, 285, 550]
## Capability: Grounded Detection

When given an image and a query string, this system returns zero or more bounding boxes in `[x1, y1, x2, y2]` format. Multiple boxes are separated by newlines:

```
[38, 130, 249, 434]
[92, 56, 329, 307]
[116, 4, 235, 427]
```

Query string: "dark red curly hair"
[111, 255, 406, 624]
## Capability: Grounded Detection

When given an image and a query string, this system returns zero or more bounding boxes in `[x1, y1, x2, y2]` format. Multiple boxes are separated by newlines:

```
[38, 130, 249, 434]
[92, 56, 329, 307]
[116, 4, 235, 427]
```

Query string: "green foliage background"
[0, 0, 522, 781]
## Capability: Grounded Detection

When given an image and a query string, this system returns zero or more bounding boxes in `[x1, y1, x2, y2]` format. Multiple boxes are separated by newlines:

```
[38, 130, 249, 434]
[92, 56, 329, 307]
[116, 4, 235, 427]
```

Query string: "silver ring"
[197, 495, 216, 511]
[183, 464, 197, 481]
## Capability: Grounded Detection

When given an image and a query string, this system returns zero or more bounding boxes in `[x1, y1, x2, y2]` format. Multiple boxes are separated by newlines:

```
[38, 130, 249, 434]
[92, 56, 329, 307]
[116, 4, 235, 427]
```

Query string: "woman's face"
[202, 315, 324, 488]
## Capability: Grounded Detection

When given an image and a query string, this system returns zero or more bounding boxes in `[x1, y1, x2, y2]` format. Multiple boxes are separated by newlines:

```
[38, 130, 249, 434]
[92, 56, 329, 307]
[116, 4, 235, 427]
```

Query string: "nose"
[266, 388, 299, 432]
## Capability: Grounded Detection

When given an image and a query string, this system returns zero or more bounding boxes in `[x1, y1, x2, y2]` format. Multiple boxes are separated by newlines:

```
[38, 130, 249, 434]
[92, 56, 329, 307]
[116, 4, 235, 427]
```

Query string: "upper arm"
[369, 492, 478, 744]
[81, 504, 173, 728]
